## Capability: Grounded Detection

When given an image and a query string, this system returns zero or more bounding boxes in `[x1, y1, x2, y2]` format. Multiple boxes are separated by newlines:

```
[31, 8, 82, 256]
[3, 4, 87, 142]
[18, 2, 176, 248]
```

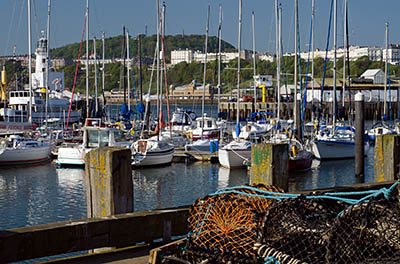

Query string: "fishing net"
[157, 182, 400, 264]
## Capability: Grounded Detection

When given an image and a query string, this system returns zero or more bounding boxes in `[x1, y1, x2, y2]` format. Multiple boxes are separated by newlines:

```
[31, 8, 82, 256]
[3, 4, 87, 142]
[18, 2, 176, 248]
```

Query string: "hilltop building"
[171, 49, 251, 65]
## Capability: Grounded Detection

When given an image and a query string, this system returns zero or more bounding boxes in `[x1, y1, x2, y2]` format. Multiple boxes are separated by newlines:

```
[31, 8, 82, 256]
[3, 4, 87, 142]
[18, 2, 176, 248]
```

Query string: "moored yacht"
[131, 139, 174, 167]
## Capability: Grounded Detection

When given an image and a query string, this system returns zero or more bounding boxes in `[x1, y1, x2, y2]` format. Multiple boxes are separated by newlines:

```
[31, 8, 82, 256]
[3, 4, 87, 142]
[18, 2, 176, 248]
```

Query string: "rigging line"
[321, 0, 334, 111]
[302, 13, 313, 121]
[92, 0, 104, 35]
[32, 0, 40, 40]
[16, 0, 26, 53]
[267, 4, 275, 53]
[4, 0, 17, 56]
[66, 15, 86, 131]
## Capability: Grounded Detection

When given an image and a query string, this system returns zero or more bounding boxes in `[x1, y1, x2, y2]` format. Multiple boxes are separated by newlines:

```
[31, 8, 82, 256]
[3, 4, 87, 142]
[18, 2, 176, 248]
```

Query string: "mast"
[294, 0, 301, 138]
[217, 5, 222, 114]
[28, 0, 32, 122]
[311, 0, 315, 119]
[85, 0, 89, 118]
[102, 32, 105, 107]
[332, 0, 337, 130]
[236, 0, 242, 126]
[139, 34, 143, 103]
[384, 22, 389, 118]
[342, 0, 347, 109]
[156, 0, 160, 126]
[275, 0, 281, 122]
[126, 29, 131, 111]
[122, 26, 126, 104]
[252, 11, 256, 106]
[93, 36, 98, 114]
[45, 0, 51, 129]
[201, 5, 210, 140]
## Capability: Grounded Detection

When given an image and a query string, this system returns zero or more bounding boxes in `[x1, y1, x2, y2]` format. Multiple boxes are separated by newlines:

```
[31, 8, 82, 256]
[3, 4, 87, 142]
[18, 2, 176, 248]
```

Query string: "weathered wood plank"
[0, 208, 189, 263]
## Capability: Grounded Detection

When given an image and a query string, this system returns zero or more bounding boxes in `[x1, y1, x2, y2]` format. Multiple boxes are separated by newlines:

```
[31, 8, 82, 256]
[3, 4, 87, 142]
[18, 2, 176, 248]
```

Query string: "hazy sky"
[0, 0, 398, 56]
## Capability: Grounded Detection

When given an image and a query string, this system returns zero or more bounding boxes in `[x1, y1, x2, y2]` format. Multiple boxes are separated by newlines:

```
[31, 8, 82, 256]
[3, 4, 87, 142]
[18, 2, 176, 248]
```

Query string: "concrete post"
[374, 135, 400, 182]
[355, 92, 365, 181]
[250, 143, 289, 191]
[85, 147, 133, 218]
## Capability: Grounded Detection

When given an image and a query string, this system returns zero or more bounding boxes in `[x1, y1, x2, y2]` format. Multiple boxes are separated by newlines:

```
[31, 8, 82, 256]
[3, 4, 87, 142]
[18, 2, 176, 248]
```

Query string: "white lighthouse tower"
[32, 33, 64, 93]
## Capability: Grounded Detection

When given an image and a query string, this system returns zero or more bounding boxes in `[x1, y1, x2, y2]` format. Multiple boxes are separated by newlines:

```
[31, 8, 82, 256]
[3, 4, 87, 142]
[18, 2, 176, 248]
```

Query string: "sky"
[0, 0, 399, 56]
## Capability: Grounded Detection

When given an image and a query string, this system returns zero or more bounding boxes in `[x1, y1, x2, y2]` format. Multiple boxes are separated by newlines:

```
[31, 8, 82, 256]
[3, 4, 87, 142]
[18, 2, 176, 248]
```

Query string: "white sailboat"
[310, 0, 367, 160]
[218, 0, 252, 169]
[132, 1, 174, 167]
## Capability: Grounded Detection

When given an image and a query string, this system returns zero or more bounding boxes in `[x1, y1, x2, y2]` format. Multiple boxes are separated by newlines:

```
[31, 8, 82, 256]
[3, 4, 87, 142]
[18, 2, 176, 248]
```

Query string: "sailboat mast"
[236, 0, 242, 125]
[126, 30, 131, 111]
[342, 0, 347, 108]
[333, 0, 337, 129]
[102, 32, 105, 107]
[275, 0, 281, 122]
[27, 0, 32, 122]
[156, 0, 160, 125]
[311, 0, 315, 118]
[294, 0, 300, 137]
[252, 11, 256, 106]
[45, 0, 51, 129]
[85, 0, 89, 119]
[217, 5, 222, 111]
[384, 22, 389, 118]
[201, 5, 210, 140]
[139, 34, 143, 103]
[93, 36, 98, 114]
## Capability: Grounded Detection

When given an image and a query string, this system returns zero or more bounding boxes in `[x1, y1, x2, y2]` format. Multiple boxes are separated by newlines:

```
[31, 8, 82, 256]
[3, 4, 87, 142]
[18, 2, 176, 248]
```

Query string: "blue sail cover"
[138, 101, 145, 114]
[236, 123, 241, 137]
[121, 103, 128, 116]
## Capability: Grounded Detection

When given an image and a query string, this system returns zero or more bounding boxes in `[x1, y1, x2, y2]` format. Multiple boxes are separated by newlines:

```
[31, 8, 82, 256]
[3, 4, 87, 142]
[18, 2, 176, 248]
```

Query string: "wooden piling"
[374, 135, 400, 182]
[250, 143, 289, 191]
[85, 147, 134, 218]
[355, 92, 365, 180]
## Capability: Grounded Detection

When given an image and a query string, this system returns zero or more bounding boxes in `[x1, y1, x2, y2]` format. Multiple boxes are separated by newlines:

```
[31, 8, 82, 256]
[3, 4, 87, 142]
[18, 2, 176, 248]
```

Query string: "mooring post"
[85, 147, 133, 218]
[374, 135, 400, 182]
[355, 92, 365, 182]
[250, 143, 289, 191]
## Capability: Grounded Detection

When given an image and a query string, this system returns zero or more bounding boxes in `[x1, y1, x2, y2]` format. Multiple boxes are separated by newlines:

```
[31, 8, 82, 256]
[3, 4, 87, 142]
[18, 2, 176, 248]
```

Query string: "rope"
[210, 182, 399, 205]
[66, 14, 86, 131]
[230, 147, 250, 162]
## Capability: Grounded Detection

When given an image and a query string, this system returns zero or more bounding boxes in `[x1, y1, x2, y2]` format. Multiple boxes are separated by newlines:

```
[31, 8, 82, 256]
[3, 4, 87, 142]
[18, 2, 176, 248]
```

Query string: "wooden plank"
[0, 208, 189, 263]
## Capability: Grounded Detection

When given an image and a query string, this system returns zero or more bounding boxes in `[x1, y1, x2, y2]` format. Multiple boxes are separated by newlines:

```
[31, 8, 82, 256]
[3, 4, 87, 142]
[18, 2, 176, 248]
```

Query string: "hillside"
[51, 34, 236, 61]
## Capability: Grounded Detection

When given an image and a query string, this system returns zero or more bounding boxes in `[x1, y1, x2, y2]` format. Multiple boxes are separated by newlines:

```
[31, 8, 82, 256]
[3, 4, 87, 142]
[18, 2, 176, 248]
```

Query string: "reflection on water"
[0, 163, 86, 230]
[133, 162, 249, 211]
[289, 146, 375, 191]
[0, 144, 379, 230]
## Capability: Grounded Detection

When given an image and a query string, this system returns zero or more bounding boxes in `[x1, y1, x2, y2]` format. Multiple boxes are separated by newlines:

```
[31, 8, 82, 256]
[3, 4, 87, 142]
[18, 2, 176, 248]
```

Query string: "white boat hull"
[132, 148, 174, 167]
[0, 145, 52, 165]
[218, 148, 251, 169]
[311, 140, 367, 160]
[56, 147, 87, 166]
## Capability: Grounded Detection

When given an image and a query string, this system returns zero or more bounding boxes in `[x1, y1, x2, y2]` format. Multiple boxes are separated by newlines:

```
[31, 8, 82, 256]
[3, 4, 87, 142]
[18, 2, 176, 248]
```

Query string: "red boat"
[289, 149, 313, 171]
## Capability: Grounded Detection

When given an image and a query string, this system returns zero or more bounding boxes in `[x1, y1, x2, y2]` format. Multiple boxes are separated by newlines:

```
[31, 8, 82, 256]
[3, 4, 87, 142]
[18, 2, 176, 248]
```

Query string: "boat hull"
[289, 156, 313, 171]
[56, 147, 87, 166]
[0, 146, 52, 166]
[218, 148, 251, 169]
[311, 140, 367, 160]
[132, 148, 174, 167]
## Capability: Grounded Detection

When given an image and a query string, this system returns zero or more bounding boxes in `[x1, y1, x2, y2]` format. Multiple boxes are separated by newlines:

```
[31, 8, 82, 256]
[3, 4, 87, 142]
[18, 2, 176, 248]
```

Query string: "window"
[99, 130, 109, 147]
[87, 130, 99, 147]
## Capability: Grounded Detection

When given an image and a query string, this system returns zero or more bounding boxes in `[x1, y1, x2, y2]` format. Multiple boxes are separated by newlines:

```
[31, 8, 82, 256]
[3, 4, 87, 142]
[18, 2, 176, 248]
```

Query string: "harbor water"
[0, 146, 375, 230]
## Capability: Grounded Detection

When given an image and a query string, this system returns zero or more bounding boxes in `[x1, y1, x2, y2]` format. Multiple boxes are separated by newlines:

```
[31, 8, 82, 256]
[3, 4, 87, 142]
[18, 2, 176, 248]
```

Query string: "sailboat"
[131, 1, 174, 167]
[367, 22, 397, 142]
[310, 0, 367, 160]
[218, 0, 253, 169]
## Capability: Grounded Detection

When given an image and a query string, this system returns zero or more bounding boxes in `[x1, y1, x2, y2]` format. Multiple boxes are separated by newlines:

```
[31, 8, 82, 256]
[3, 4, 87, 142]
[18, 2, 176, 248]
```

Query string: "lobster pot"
[183, 184, 284, 263]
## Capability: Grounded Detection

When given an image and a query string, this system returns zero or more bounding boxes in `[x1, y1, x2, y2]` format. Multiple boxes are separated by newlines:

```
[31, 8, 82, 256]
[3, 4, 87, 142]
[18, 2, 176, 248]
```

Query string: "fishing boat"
[56, 120, 132, 166]
[0, 135, 52, 166]
[131, 139, 174, 167]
